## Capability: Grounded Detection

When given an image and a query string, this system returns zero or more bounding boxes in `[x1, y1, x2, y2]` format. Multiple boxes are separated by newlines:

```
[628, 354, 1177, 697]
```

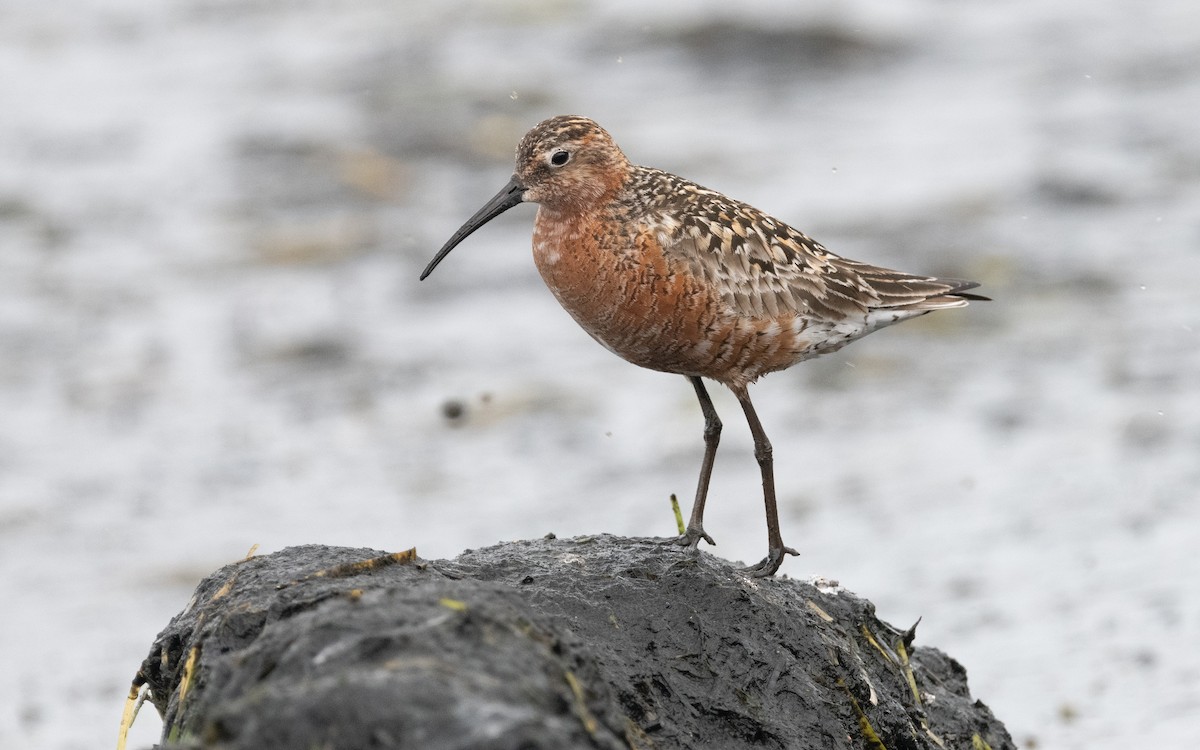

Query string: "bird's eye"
[549, 150, 570, 167]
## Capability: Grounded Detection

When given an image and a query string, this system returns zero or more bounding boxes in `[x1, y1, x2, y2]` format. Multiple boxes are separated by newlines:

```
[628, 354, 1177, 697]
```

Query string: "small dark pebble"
[441, 399, 465, 421]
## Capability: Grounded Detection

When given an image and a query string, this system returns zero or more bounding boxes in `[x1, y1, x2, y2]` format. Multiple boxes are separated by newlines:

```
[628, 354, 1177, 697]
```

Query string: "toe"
[671, 525, 716, 549]
[742, 545, 799, 577]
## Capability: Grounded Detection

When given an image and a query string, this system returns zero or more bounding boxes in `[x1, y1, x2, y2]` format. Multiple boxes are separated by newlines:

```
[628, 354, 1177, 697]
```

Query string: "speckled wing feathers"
[624, 166, 977, 321]
[834, 257, 982, 311]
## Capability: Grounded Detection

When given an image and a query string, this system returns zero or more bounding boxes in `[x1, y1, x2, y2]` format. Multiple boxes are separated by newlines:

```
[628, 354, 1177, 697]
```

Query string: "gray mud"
[139, 538, 1012, 749]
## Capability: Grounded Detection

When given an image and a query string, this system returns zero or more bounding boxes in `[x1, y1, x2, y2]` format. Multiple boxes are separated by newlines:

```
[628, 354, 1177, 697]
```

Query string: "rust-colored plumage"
[422, 115, 985, 576]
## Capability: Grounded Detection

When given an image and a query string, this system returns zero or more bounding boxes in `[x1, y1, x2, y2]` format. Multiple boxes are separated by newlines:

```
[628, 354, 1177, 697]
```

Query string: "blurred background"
[1, 0, 1197, 747]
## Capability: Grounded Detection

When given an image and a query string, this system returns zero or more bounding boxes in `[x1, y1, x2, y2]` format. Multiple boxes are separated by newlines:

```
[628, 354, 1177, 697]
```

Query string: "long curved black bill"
[419, 175, 527, 280]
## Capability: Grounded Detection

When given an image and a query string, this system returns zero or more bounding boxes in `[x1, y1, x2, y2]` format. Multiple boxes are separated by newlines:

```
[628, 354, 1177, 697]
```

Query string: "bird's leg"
[673, 375, 720, 549]
[733, 386, 799, 577]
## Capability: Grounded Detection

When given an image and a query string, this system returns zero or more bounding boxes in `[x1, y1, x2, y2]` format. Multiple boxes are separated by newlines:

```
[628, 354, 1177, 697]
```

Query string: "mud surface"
[140, 539, 1012, 749]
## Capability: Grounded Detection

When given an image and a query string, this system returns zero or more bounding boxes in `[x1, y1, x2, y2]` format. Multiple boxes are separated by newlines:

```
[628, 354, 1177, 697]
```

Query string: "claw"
[741, 545, 799, 577]
[665, 525, 716, 550]
[681, 525, 716, 549]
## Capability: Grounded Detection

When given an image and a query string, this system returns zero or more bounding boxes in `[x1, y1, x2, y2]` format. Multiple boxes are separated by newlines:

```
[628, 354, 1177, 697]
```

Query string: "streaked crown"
[514, 115, 630, 211]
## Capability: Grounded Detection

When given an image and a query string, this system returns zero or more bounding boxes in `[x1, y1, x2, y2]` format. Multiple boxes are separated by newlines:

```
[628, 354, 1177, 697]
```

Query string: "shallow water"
[1, 1, 1198, 747]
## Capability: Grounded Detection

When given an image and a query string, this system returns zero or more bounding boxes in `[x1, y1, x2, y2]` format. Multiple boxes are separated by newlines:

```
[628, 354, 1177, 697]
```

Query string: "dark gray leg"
[733, 385, 799, 576]
[675, 375, 719, 548]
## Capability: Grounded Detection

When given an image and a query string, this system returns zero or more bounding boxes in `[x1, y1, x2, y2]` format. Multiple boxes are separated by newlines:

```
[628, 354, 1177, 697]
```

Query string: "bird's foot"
[664, 524, 716, 550]
[741, 545, 799, 578]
